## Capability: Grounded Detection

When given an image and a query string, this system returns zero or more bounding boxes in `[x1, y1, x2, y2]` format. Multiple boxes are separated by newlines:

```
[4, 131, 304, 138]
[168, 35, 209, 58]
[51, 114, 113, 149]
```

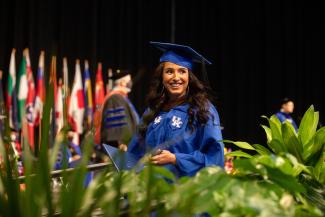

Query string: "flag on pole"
[93, 62, 105, 144]
[48, 56, 57, 138]
[84, 60, 94, 129]
[17, 49, 28, 129]
[51, 57, 57, 116]
[68, 59, 85, 134]
[25, 49, 36, 149]
[63, 57, 69, 126]
[55, 78, 64, 134]
[6, 48, 19, 131]
[6, 49, 21, 156]
[48, 56, 57, 148]
[94, 62, 105, 110]
[34, 51, 45, 126]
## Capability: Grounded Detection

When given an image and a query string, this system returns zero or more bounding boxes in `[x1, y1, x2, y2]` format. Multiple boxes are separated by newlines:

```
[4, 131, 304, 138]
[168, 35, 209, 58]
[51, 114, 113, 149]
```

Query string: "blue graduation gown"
[275, 111, 298, 132]
[128, 102, 224, 177]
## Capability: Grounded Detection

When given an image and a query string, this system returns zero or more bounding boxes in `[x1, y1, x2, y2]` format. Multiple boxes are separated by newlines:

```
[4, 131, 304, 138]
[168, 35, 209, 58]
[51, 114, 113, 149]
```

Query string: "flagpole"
[50, 56, 57, 148]
[84, 59, 93, 129]
[38, 51, 45, 154]
[63, 57, 69, 127]
[24, 48, 36, 152]
[20, 48, 29, 151]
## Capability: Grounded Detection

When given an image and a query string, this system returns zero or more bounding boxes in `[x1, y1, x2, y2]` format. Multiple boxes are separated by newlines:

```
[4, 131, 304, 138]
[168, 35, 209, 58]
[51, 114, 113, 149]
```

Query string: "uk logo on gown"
[171, 116, 182, 128]
[154, 116, 162, 125]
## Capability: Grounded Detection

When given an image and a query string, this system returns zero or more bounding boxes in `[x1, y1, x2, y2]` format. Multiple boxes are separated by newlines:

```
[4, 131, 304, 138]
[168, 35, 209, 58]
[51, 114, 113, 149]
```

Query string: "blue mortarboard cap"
[149, 41, 212, 70]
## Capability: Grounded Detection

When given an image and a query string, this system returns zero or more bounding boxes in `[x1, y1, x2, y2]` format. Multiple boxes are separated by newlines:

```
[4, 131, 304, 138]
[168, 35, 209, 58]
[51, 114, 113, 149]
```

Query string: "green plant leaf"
[313, 146, 325, 183]
[303, 127, 325, 163]
[223, 140, 256, 150]
[252, 144, 271, 155]
[22, 143, 43, 217]
[151, 165, 176, 182]
[60, 131, 95, 217]
[285, 153, 311, 177]
[298, 105, 318, 147]
[38, 65, 55, 217]
[269, 115, 283, 142]
[253, 155, 276, 167]
[282, 122, 303, 163]
[0, 141, 22, 217]
[268, 139, 286, 154]
[233, 158, 261, 175]
[49, 128, 68, 169]
[254, 155, 297, 176]
[263, 166, 306, 194]
[225, 150, 253, 159]
[270, 115, 282, 128]
[261, 125, 272, 143]
[319, 168, 325, 185]
[299, 174, 325, 213]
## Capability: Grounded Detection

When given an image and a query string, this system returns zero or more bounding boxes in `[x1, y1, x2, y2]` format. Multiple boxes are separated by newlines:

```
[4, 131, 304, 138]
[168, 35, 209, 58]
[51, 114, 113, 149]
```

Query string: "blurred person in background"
[93, 69, 139, 162]
[275, 97, 298, 132]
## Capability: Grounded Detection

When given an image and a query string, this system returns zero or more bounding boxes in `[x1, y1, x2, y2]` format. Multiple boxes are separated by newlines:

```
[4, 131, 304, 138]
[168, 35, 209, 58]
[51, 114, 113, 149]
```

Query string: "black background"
[0, 0, 324, 145]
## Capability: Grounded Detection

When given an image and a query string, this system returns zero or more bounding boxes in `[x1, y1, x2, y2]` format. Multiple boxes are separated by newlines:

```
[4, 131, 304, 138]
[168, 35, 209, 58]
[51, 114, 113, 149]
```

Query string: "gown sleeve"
[174, 106, 224, 176]
[127, 108, 151, 159]
[127, 134, 145, 159]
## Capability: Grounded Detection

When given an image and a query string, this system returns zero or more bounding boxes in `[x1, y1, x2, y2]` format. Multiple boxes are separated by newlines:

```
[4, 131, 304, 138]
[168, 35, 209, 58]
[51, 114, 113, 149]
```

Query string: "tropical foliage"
[1, 80, 324, 217]
[225, 105, 325, 216]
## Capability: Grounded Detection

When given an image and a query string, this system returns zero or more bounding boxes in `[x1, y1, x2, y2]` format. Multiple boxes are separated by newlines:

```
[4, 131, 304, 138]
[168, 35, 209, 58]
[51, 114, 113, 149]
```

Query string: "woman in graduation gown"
[128, 42, 224, 178]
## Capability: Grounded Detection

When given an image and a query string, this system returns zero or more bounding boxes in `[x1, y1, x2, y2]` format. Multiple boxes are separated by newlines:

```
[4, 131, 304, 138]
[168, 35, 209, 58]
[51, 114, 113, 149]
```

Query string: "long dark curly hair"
[138, 63, 211, 139]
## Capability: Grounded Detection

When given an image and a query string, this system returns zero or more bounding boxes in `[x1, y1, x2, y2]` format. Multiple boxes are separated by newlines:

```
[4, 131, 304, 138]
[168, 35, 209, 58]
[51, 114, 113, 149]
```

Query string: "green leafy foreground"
[0, 105, 324, 217]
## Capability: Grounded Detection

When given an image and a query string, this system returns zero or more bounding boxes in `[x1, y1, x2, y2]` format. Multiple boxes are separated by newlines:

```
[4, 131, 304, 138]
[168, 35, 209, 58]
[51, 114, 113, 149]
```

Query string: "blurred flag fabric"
[52, 57, 58, 132]
[94, 62, 105, 110]
[6, 49, 19, 131]
[68, 59, 85, 134]
[63, 57, 69, 125]
[93, 62, 105, 144]
[49, 56, 58, 147]
[84, 60, 94, 129]
[17, 49, 29, 129]
[6, 49, 21, 155]
[55, 78, 64, 134]
[25, 49, 36, 149]
[34, 51, 45, 126]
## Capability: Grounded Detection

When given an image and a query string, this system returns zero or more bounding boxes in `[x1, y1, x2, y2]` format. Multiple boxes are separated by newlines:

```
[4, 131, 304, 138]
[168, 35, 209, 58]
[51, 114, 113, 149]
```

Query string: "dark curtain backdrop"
[0, 0, 324, 145]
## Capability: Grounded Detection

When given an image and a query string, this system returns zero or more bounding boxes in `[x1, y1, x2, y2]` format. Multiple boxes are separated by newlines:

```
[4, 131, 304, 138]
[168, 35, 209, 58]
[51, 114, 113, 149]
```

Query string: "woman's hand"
[118, 144, 128, 152]
[150, 150, 176, 165]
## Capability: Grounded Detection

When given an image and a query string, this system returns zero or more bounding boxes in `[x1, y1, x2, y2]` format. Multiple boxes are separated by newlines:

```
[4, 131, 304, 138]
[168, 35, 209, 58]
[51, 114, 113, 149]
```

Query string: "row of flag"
[0, 48, 110, 155]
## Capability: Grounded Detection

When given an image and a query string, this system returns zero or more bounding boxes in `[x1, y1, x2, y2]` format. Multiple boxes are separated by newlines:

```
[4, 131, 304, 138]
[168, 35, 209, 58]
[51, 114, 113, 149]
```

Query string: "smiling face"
[162, 62, 189, 101]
